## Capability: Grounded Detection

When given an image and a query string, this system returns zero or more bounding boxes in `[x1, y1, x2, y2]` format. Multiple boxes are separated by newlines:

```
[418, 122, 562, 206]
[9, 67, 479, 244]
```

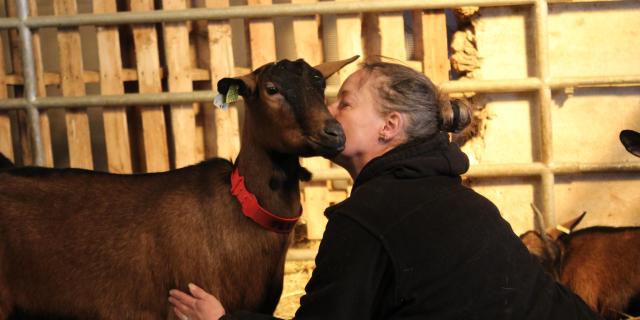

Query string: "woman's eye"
[266, 85, 279, 95]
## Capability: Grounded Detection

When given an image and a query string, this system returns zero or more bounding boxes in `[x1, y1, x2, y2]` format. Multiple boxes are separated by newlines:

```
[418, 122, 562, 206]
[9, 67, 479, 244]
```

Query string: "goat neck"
[234, 134, 302, 220]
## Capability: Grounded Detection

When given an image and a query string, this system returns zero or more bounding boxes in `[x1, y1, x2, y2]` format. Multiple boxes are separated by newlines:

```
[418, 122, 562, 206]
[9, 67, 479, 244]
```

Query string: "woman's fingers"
[173, 307, 189, 320]
[169, 284, 226, 319]
[188, 283, 211, 300]
[170, 289, 197, 307]
[169, 296, 192, 315]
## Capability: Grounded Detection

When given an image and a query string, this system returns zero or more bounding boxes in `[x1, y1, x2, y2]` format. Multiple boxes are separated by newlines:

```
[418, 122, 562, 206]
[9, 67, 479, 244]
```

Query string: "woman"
[169, 61, 600, 319]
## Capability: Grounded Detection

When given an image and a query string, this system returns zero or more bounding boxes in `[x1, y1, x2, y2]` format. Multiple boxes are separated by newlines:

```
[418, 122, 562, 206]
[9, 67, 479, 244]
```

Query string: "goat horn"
[530, 203, 552, 243]
[314, 55, 360, 79]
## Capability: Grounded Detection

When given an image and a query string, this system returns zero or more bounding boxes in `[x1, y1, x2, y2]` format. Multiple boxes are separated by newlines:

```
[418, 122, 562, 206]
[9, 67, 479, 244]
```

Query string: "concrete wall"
[462, 2, 640, 234]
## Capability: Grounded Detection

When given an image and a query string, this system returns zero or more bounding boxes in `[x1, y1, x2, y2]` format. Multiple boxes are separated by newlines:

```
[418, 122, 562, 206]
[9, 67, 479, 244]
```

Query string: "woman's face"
[327, 69, 386, 173]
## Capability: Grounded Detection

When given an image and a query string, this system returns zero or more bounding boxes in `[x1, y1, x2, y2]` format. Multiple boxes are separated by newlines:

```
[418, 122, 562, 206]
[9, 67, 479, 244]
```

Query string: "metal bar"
[0, 91, 218, 110]
[287, 248, 317, 261]
[310, 168, 352, 181]
[4, 0, 536, 29]
[439, 78, 543, 93]
[0, 0, 629, 29]
[549, 75, 640, 89]
[0, 18, 20, 29]
[309, 162, 640, 181]
[330, 75, 640, 96]
[532, 0, 556, 228]
[465, 163, 548, 177]
[16, 0, 44, 166]
[2, 71, 639, 110]
[551, 162, 640, 174]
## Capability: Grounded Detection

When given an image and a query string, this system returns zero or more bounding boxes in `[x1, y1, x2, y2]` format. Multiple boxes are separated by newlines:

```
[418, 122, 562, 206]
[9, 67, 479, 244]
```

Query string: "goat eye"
[265, 85, 279, 95]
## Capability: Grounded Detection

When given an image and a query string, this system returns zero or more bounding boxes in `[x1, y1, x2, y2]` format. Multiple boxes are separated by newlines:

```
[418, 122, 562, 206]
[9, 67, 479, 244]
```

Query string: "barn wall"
[462, 2, 640, 234]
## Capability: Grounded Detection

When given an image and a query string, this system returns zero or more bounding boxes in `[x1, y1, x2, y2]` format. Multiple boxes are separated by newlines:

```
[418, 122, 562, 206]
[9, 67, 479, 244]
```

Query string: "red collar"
[230, 167, 301, 233]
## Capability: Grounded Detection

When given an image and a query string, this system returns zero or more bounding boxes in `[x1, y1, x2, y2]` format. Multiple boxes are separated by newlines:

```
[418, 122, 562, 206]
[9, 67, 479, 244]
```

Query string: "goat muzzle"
[308, 120, 345, 158]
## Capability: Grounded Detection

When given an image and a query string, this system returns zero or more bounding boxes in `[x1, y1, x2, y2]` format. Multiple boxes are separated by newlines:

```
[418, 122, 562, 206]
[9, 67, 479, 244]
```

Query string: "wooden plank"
[291, 0, 323, 66]
[378, 12, 406, 60]
[0, 34, 14, 162]
[302, 185, 330, 240]
[202, 0, 240, 161]
[362, 12, 380, 58]
[6, 0, 54, 167]
[301, 158, 332, 240]
[54, 0, 93, 169]
[247, 0, 276, 69]
[94, 0, 132, 173]
[191, 18, 208, 162]
[291, 0, 332, 239]
[131, 0, 170, 172]
[362, 9, 405, 61]
[413, 10, 450, 83]
[162, 0, 198, 168]
[335, 0, 362, 82]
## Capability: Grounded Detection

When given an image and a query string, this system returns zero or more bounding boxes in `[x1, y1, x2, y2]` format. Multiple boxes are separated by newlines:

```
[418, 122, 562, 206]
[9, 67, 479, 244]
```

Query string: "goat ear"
[547, 211, 587, 240]
[314, 55, 360, 79]
[217, 74, 256, 98]
[620, 130, 640, 157]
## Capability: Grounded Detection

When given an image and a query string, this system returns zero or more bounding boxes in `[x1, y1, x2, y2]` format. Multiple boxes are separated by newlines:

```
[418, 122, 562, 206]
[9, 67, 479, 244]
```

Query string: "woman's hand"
[169, 283, 226, 320]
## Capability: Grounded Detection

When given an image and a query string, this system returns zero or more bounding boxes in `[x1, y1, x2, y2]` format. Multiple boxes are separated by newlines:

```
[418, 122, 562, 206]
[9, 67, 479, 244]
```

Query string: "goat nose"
[324, 120, 345, 139]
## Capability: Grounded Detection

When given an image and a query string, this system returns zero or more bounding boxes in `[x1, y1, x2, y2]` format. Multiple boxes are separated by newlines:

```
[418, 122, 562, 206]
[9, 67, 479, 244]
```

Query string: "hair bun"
[439, 97, 472, 133]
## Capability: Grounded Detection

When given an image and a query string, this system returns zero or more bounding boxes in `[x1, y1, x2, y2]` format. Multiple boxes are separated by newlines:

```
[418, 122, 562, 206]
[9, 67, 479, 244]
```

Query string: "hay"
[273, 240, 321, 318]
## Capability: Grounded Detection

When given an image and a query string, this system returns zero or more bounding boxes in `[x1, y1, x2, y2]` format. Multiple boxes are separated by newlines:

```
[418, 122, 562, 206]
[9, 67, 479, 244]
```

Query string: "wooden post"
[131, 0, 170, 172]
[94, 0, 133, 173]
[291, 0, 323, 66]
[54, 0, 93, 169]
[6, 0, 54, 167]
[362, 5, 406, 61]
[335, 0, 362, 82]
[0, 35, 13, 162]
[291, 0, 332, 239]
[202, 0, 240, 161]
[413, 10, 450, 83]
[247, 0, 276, 69]
[378, 12, 406, 60]
[162, 0, 199, 168]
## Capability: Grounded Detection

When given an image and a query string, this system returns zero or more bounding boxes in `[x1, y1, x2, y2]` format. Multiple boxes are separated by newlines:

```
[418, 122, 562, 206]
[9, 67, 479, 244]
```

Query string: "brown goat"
[620, 129, 640, 157]
[520, 208, 640, 319]
[0, 57, 357, 319]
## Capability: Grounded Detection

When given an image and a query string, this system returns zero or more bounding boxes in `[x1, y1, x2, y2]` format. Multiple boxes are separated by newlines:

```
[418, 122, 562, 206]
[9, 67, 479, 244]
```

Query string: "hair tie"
[451, 100, 460, 132]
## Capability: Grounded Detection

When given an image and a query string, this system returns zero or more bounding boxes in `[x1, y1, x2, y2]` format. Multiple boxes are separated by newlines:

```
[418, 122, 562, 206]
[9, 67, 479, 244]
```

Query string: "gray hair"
[361, 61, 472, 142]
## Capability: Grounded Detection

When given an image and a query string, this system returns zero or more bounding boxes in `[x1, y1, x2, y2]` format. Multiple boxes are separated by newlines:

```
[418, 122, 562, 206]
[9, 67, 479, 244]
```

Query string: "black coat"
[225, 133, 600, 320]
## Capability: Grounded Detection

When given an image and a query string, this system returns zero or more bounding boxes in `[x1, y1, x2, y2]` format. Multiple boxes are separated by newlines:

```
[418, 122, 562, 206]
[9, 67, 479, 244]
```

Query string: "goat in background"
[620, 129, 640, 158]
[520, 206, 640, 319]
[0, 56, 357, 319]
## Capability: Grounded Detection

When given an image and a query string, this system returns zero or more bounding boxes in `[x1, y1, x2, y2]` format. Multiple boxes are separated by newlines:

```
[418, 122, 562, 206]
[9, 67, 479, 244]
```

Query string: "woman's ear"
[379, 111, 405, 143]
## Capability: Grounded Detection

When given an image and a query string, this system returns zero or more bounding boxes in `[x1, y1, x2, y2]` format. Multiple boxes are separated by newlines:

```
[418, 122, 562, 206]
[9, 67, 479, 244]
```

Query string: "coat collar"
[353, 133, 469, 190]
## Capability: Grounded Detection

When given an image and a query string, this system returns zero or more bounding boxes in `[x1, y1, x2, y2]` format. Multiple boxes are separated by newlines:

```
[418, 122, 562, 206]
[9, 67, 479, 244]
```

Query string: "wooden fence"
[0, 0, 449, 240]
